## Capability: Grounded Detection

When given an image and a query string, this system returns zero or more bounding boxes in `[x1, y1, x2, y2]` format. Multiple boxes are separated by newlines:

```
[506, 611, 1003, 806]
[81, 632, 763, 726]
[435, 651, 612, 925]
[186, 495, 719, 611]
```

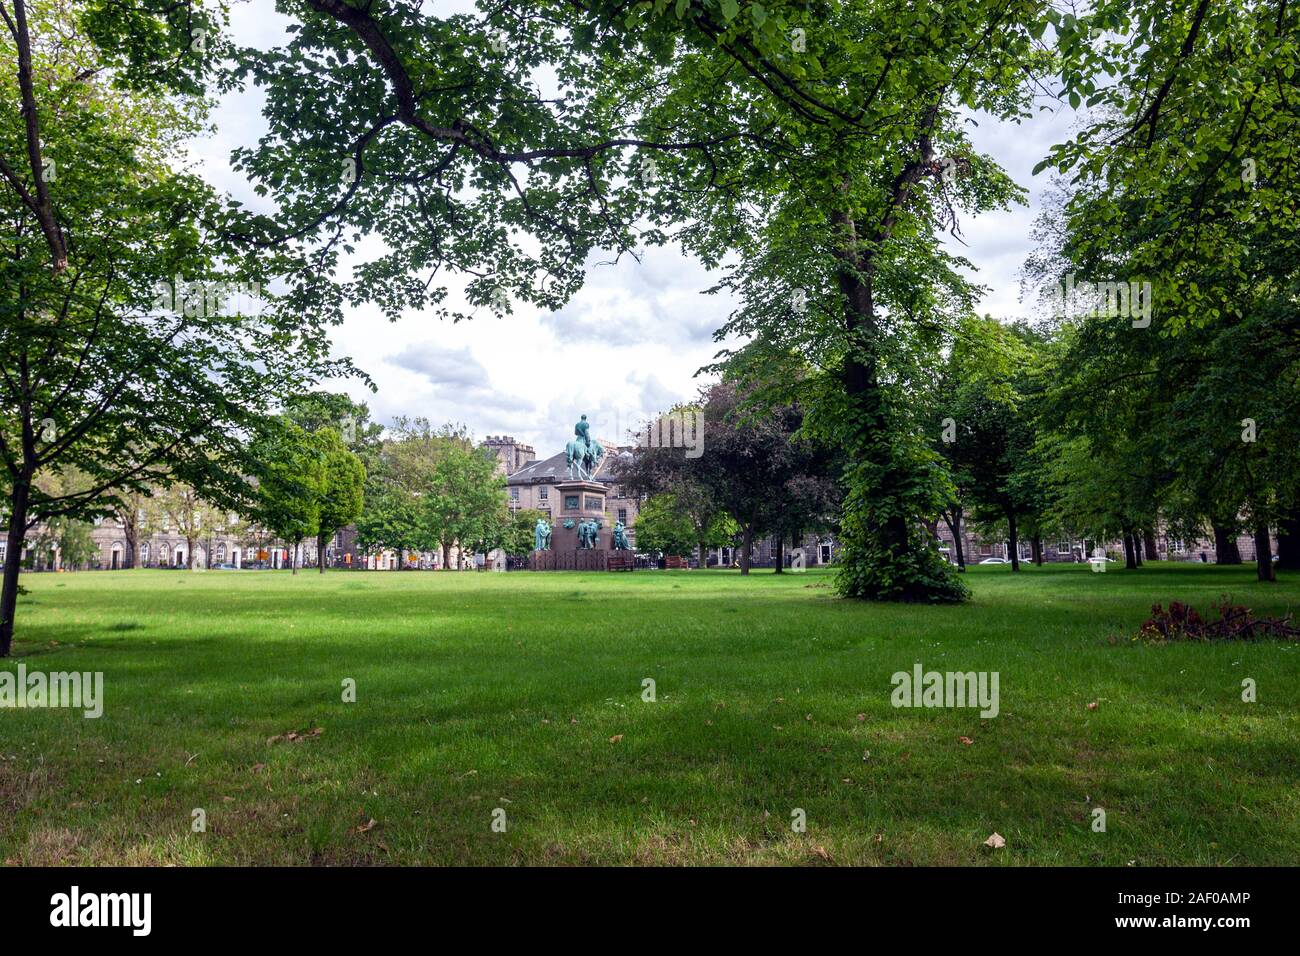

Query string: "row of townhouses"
[7, 431, 1276, 572]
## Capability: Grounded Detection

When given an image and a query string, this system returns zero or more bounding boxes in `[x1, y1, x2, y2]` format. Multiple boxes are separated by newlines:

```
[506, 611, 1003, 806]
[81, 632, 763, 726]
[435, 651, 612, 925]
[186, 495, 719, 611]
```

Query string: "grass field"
[2, 562, 1298, 866]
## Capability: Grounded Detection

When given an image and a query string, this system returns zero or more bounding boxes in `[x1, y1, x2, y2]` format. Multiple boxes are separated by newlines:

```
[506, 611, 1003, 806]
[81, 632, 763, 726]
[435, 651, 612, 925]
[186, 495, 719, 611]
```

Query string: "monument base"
[532, 549, 609, 571]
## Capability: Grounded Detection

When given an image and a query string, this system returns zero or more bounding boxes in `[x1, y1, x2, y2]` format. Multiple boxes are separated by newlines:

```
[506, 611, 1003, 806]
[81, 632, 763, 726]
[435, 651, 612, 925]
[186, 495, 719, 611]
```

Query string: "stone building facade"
[930, 521, 1276, 565]
[484, 435, 536, 476]
[9, 518, 313, 572]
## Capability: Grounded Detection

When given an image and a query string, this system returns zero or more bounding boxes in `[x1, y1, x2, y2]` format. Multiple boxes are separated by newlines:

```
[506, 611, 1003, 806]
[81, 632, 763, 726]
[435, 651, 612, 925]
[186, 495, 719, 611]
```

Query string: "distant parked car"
[212, 563, 238, 570]
[978, 557, 1010, 565]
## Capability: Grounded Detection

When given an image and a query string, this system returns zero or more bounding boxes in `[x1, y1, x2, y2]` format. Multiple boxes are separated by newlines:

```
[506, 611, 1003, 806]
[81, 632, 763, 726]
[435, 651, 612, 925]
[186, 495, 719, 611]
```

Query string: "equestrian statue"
[565, 414, 604, 480]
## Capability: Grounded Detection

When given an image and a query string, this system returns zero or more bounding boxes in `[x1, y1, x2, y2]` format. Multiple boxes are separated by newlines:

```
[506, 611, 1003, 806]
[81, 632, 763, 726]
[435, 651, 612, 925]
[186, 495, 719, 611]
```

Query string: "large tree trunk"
[1275, 511, 1300, 570]
[441, 542, 451, 571]
[291, 539, 299, 575]
[1031, 535, 1043, 566]
[120, 511, 138, 570]
[943, 508, 965, 570]
[186, 535, 197, 570]
[773, 534, 784, 574]
[697, 539, 707, 569]
[1007, 512, 1021, 572]
[1123, 529, 1137, 569]
[1143, 529, 1159, 563]
[1212, 524, 1242, 564]
[1, 473, 33, 657]
[739, 523, 753, 575]
[829, 132, 964, 603]
[1254, 524, 1275, 582]
[317, 530, 328, 574]
[1133, 533, 1143, 566]
[838, 300, 926, 592]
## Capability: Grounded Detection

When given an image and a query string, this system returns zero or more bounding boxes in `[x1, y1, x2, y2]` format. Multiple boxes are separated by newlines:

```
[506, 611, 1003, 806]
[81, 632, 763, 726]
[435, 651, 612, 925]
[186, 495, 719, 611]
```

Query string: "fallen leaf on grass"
[251, 763, 266, 774]
[356, 818, 377, 834]
[608, 734, 624, 744]
[1087, 701, 1098, 711]
[811, 846, 831, 861]
[958, 736, 974, 746]
[267, 727, 323, 745]
[983, 832, 1006, 849]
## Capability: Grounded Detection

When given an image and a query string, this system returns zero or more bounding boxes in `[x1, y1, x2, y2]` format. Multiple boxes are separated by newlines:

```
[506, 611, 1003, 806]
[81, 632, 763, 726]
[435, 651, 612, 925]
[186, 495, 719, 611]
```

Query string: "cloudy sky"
[191, 2, 1077, 457]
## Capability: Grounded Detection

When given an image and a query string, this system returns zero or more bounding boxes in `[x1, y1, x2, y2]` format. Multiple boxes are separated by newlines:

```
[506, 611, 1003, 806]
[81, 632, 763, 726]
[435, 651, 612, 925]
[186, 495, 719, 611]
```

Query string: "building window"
[1171, 539, 1186, 554]
[539, 487, 548, 501]
[980, 543, 992, 556]
[618, 508, 627, 524]
[1056, 541, 1070, 553]
[510, 487, 519, 501]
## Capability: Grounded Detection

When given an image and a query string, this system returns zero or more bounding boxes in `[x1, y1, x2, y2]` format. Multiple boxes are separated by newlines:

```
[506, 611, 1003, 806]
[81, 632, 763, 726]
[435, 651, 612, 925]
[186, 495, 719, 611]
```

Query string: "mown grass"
[2, 562, 1298, 866]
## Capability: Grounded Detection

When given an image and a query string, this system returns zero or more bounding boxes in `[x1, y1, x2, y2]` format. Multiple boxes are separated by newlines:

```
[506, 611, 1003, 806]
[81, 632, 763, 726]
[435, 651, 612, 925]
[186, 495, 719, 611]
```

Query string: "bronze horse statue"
[565, 435, 604, 480]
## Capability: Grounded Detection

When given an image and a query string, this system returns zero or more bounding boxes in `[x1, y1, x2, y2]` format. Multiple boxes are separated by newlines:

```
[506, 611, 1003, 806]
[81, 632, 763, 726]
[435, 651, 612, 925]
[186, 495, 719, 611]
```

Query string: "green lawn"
[2, 563, 1298, 865]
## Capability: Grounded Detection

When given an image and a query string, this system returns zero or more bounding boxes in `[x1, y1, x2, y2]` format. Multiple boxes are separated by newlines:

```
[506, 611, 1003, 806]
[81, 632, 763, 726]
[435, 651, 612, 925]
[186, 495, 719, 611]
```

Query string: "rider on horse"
[566, 414, 604, 480]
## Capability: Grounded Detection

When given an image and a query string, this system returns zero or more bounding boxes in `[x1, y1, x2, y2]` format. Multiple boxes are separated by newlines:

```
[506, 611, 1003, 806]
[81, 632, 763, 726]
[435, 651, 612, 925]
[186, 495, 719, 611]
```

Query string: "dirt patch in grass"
[0, 759, 59, 820]
[20, 826, 84, 865]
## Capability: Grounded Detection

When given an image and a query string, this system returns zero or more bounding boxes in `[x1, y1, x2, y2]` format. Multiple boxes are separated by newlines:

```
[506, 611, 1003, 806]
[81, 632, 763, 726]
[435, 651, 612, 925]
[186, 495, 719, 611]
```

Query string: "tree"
[155, 484, 205, 570]
[617, 382, 835, 574]
[0, 2, 341, 655]
[500, 508, 547, 559]
[613, 1, 1041, 599]
[109, 488, 151, 570]
[616, 432, 731, 567]
[285, 391, 383, 474]
[633, 495, 698, 559]
[27, 515, 95, 570]
[354, 485, 424, 568]
[940, 318, 1049, 573]
[224, 1, 776, 325]
[313, 428, 366, 574]
[422, 443, 506, 571]
[1037, 1, 1300, 582]
[255, 423, 325, 574]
